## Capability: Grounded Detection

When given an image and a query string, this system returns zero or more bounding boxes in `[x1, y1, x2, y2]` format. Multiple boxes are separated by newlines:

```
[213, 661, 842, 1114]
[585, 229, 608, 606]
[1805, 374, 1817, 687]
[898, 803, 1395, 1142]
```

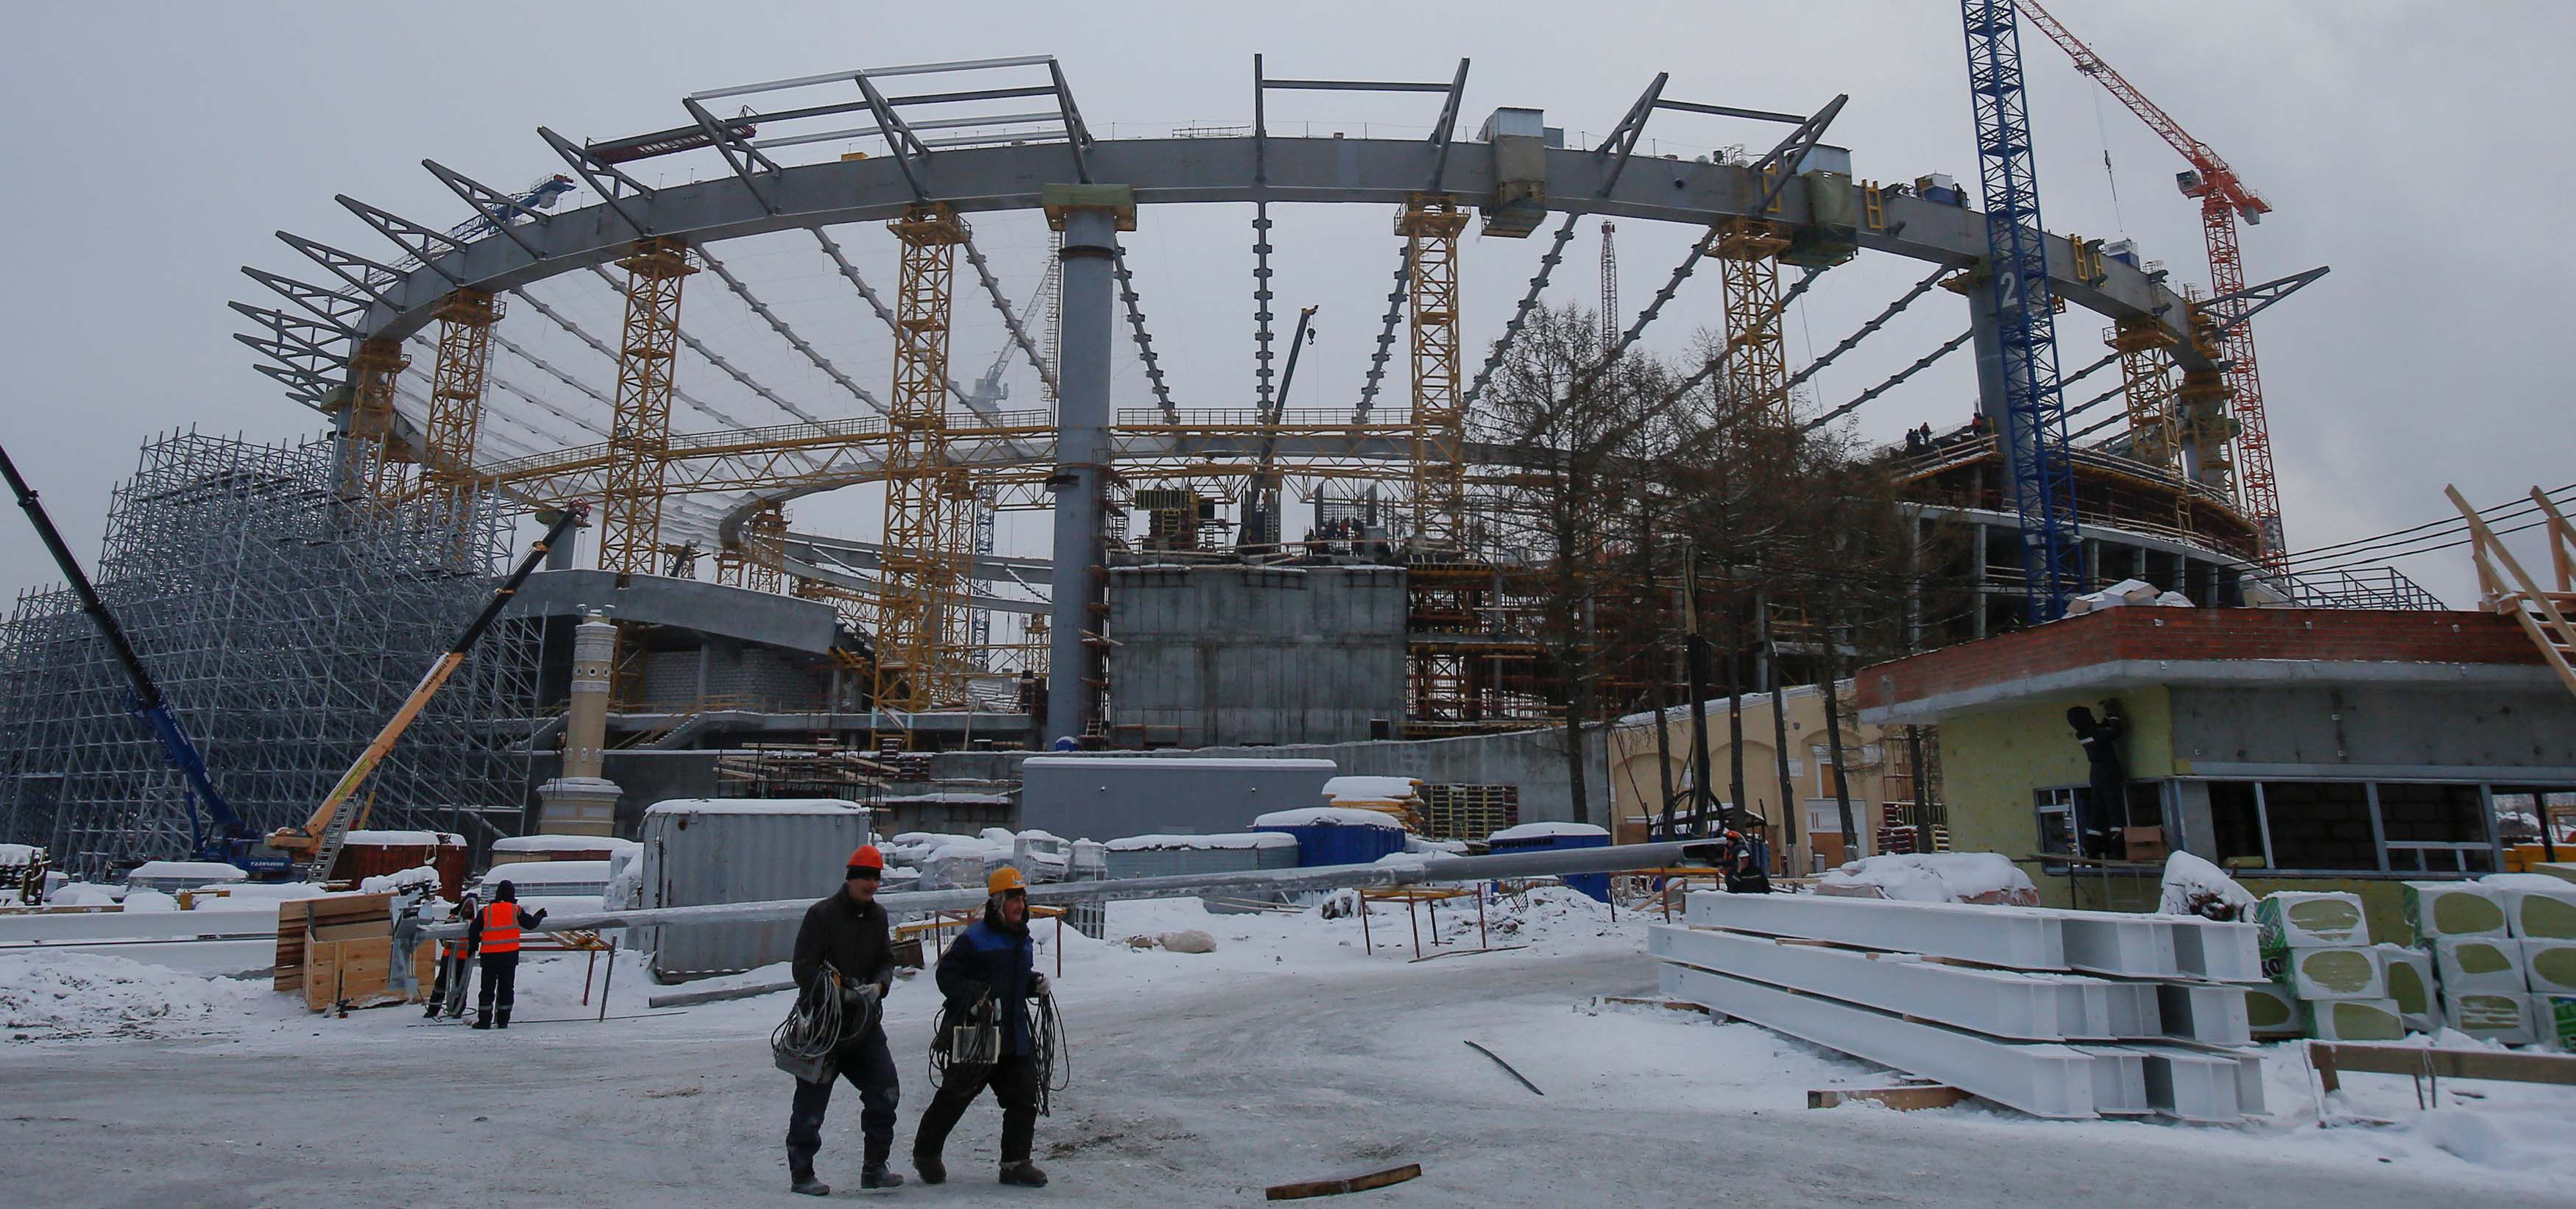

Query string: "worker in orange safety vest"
[466, 880, 548, 1029]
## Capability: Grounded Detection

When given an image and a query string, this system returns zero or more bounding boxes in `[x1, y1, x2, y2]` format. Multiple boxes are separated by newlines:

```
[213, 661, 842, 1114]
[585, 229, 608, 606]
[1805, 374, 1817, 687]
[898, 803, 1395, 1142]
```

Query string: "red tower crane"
[2017, 1, 2287, 560]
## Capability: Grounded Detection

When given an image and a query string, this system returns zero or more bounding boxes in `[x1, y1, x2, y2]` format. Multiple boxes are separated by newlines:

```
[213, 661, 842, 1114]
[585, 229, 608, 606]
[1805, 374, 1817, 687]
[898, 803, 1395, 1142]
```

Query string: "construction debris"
[1464, 1040, 1544, 1096]
[1264, 1163, 1423, 1201]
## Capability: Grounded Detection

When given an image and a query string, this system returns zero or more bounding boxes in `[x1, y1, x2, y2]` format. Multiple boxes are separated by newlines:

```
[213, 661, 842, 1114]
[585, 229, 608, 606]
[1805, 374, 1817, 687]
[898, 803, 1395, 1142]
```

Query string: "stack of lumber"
[1654, 892, 2266, 1121]
[276, 893, 431, 1012]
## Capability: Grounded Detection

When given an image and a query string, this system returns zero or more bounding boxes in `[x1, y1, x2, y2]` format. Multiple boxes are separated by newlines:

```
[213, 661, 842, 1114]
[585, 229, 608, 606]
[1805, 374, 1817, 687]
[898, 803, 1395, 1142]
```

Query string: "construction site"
[4, 4, 2574, 1205]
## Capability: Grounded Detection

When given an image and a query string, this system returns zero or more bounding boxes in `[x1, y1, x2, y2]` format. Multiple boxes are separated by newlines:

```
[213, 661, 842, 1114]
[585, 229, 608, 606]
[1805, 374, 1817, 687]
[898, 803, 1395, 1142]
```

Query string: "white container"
[2274, 945, 2385, 1001]
[2444, 990, 2535, 1045]
[637, 798, 874, 981]
[2521, 937, 2576, 995]
[2432, 936, 2528, 994]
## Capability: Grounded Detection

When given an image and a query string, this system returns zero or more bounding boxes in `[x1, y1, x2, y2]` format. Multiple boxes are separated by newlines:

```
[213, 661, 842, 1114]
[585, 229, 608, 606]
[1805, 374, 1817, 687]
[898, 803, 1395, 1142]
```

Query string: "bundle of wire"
[774, 971, 878, 1080]
[924, 988, 1072, 1116]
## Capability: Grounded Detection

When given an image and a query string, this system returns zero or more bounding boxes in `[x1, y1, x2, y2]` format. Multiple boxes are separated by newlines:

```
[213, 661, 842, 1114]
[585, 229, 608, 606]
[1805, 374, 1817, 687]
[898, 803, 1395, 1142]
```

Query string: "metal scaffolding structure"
[0, 431, 538, 877]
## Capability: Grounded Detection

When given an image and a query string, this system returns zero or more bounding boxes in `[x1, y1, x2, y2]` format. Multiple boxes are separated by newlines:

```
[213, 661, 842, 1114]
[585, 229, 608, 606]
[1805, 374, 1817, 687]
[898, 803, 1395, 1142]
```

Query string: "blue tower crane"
[1961, 0, 2082, 621]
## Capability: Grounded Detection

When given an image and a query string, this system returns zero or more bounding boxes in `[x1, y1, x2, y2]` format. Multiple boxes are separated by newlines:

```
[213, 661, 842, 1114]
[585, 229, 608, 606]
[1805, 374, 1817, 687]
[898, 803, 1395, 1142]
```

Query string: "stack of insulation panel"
[1653, 893, 2265, 1121]
[2405, 877, 2576, 1047]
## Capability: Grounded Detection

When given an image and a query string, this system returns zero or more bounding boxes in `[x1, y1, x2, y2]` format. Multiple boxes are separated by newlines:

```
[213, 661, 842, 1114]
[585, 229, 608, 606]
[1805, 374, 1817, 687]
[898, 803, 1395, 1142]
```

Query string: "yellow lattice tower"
[342, 338, 410, 499]
[598, 238, 695, 575]
[1398, 195, 1471, 550]
[422, 288, 502, 506]
[1713, 219, 1794, 427]
[876, 204, 971, 712]
[2109, 317, 2179, 469]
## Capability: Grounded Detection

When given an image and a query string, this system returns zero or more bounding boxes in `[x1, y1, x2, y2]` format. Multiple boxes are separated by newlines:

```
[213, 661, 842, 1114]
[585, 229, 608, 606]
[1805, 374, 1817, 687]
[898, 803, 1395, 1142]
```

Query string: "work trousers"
[475, 951, 520, 1027]
[786, 1023, 900, 1174]
[915, 1052, 1039, 1166]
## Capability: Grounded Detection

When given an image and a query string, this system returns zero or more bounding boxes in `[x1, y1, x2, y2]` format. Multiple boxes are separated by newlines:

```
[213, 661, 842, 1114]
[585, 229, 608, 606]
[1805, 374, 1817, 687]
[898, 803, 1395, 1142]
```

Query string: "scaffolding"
[0, 431, 539, 878]
[876, 204, 972, 713]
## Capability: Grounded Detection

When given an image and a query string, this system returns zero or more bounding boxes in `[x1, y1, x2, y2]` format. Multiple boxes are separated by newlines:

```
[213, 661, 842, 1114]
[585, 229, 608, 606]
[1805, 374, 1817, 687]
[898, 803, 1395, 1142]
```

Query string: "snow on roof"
[0, 843, 46, 864]
[480, 859, 613, 884]
[643, 798, 868, 815]
[1488, 822, 1609, 842]
[340, 830, 463, 847]
[1105, 832, 1299, 851]
[492, 835, 641, 854]
[124, 861, 249, 884]
[1252, 807, 1406, 829]
[1321, 776, 1420, 802]
[1023, 756, 1338, 772]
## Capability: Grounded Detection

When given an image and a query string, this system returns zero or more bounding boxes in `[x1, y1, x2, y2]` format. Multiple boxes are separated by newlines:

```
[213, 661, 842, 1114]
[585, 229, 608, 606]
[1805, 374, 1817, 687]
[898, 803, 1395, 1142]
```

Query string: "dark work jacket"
[792, 893, 895, 996]
[1725, 866, 1774, 895]
[937, 909, 1036, 1056]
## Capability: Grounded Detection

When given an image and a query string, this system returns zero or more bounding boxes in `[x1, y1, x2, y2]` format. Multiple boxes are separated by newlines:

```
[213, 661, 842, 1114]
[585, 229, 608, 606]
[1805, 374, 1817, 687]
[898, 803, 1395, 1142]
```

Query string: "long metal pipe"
[425, 839, 1727, 940]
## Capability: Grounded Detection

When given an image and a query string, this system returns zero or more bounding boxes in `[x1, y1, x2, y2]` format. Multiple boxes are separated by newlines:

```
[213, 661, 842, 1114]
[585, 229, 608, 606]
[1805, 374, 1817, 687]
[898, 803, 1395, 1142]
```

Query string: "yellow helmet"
[987, 866, 1027, 894]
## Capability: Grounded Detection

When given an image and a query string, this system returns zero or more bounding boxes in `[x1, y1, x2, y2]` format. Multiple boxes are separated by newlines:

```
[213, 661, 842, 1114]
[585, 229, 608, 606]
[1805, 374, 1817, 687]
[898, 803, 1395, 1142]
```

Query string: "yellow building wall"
[1937, 687, 2173, 908]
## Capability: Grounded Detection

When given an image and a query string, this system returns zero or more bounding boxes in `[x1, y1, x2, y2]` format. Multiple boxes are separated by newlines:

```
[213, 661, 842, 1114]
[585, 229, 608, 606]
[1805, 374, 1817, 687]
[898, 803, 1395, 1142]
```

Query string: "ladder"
[2449, 485, 2576, 699]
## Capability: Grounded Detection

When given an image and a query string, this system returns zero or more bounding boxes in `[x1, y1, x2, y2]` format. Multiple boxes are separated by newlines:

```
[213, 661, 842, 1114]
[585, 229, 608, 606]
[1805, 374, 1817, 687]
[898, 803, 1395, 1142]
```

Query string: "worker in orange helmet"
[784, 844, 903, 1196]
[913, 865, 1051, 1188]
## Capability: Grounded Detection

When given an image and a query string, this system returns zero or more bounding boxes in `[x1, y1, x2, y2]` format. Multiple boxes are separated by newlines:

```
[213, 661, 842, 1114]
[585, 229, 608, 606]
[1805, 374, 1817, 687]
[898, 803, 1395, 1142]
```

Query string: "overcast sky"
[3, 0, 2568, 611]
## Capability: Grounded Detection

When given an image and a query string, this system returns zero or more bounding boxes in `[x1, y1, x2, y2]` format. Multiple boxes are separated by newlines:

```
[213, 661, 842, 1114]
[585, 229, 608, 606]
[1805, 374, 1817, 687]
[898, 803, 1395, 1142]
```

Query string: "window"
[2208, 781, 2265, 865]
[2260, 781, 2377, 871]
[2033, 787, 2078, 859]
[2376, 783, 2493, 873]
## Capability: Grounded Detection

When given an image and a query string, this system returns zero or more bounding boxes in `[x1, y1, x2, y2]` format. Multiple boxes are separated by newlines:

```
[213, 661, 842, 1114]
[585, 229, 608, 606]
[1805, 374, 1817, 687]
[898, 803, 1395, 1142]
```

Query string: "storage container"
[1486, 822, 1613, 902]
[637, 798, 874, 981]
[1253, 807, 1409, 868]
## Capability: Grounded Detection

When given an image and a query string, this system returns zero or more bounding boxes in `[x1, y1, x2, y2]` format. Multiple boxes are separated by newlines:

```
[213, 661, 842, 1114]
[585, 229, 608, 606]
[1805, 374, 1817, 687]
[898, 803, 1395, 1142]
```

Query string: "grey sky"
[3, 1, 2568, 610]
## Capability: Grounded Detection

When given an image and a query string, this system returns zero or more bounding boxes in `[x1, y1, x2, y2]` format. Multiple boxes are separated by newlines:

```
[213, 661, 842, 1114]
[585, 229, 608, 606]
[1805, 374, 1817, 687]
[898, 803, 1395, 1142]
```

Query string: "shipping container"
[637, 798, 875, 981]
[332, 831, 469, 900]
[1105, 832, 1301, 914]
[1253, 807, 1409, 868]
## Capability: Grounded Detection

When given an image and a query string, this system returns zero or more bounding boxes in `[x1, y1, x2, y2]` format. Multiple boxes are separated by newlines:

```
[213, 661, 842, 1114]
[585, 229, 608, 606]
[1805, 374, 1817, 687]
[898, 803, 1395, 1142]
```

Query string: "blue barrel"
[1485, 823, 1613, 902]
[1251, 808, 1408, 867]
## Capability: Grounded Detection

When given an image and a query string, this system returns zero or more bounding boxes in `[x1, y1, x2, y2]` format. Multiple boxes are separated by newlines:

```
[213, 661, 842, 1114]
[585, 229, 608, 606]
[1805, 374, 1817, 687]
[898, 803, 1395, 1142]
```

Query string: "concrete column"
[537, 612, 621, 835]
[1043, 185, 1134, 745]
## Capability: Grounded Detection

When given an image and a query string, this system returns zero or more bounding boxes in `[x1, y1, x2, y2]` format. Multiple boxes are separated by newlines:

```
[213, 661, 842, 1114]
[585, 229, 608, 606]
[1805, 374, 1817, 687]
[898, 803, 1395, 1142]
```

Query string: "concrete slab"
[1660, 963, 2100, 1119]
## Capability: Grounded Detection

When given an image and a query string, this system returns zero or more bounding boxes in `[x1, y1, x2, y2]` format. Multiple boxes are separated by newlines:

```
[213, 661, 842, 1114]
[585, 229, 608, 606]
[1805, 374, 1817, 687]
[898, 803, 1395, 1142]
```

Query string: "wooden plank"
[1808, 1085, 1972, 1111]
[2310, 1041, 2576, 1093]
[1264, 1164, 1423, 1201]
[1595, 996, 1713, 1015]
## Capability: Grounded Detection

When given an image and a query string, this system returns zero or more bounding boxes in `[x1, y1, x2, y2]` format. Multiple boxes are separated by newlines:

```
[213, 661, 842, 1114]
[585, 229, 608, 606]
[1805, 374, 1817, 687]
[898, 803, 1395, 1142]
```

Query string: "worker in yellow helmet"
[913, 865, 1051, 1188]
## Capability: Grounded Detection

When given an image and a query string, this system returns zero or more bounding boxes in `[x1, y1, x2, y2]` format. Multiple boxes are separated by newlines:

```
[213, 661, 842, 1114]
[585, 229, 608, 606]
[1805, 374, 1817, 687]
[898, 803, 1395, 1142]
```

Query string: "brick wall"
[1857, 609, 2539, 712]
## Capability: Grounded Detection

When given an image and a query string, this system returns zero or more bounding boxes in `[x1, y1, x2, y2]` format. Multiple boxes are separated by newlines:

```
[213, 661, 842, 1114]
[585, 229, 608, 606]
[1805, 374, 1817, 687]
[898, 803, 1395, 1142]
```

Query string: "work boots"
[913, 1149, 947, 1185]
[862, 1139, 905, 1189]
[789, 1149, 829, 1197]
[999, 1160, 1049, 1188]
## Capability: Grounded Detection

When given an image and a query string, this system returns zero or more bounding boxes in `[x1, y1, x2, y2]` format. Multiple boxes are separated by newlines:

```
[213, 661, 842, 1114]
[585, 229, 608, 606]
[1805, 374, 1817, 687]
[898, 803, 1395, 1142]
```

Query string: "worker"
[913, 866, 1050, 1188]
[2067, 701, 2129, 860]
[1724, 836, 1774, 895]
[466, 880, 548, 1029]
[426, 891, 477, 1020]
[784, 845, 904, 1196]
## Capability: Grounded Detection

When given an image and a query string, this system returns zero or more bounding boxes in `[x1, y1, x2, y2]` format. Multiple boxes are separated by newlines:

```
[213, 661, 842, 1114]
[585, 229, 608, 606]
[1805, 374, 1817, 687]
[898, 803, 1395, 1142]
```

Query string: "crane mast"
[2017, 0, 2287, 559]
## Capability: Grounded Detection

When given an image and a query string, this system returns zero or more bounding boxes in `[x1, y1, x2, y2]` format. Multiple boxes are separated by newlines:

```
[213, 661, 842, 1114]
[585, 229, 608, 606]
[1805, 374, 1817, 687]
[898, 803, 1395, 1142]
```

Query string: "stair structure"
[2450, 484, 2576, 700]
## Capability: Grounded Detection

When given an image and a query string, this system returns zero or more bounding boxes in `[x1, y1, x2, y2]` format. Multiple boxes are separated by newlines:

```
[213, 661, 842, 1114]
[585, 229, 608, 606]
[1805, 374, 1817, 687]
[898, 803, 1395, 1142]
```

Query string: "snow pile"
[1251, 807, 1406, 829]
[0, 952, 253, 1040]
[1465, 883, 1624, 946]
[119, 889, 178, 913]
[1815, 852, 2039, 905]
[47, 884, 121, 907]
[2159, 851, 2259, 919]
[124, 861, 248, 892]
[0, 843, 41, 864]
[490, 834, 637, 856]
[358, 864, 445, 897]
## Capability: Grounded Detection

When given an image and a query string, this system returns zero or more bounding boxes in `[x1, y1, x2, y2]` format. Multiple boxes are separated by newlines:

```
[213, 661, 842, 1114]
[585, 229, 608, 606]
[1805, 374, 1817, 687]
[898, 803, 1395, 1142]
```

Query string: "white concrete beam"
[1682, 892, 2066, 970]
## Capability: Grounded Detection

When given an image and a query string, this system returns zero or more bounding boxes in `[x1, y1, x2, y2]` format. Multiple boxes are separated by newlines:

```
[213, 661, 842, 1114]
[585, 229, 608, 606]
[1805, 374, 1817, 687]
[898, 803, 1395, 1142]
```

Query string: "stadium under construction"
[0, 54, 2438, 876]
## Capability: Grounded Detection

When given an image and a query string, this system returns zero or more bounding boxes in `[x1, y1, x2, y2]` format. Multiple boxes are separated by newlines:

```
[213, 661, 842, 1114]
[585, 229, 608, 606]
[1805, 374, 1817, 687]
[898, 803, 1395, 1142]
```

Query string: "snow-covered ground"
[1, 889, 2569, 1206]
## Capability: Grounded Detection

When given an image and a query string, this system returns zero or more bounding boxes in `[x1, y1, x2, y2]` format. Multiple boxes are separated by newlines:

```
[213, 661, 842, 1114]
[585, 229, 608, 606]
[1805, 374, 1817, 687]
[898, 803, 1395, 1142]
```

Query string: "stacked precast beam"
[1653, 892, 2266, 1121]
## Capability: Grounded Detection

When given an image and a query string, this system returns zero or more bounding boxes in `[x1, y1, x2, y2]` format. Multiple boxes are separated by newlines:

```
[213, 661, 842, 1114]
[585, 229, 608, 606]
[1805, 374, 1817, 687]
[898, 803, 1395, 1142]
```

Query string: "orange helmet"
[846, 845, 886, 873]
[987, 866, 1027, 894]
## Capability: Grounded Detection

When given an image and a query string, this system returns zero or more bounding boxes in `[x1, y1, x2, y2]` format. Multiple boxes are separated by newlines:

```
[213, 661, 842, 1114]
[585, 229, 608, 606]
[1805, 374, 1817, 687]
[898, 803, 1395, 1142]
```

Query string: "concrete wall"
[2168, 683, 2576, 776]
[634, 642, 831, 713]
[1107, 564, 1406, 747]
